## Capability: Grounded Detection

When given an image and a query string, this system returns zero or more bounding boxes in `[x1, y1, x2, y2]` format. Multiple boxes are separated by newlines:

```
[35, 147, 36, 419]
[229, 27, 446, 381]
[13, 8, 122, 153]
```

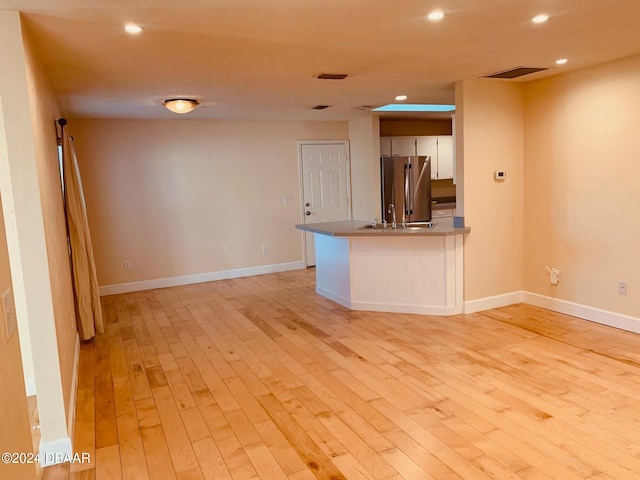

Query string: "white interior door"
[300, 142, 351, 266]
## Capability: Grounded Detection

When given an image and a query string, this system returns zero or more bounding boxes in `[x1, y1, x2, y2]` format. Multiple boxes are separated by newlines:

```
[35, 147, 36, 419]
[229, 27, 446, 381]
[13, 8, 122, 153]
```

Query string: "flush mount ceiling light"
[124, 23, 143, 34]
[531, 14, 549, 24]
[395, 95, 408, 101]
[556, 58, 569, 65]
[427, 10, 445, 22]
[163, 98, 199, 114]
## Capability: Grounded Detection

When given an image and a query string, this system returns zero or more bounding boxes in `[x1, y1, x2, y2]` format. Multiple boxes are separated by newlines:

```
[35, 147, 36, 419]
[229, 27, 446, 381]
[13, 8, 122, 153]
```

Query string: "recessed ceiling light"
[427, 10, 445, 22]
[124, 23, 143, 34]
[531, 14, 549, 24]
[555, 58, 568, 65]
[395, 95, 408, 101]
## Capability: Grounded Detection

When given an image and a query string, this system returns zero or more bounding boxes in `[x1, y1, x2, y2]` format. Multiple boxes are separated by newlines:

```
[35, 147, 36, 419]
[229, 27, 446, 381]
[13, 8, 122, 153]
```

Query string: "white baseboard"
[351, 300, 462, 316]
[523, 292, 640, 334]
[316, 286, 352, 309]
[463, 291, 524, 314]
[24, 376, 36, 396]
[316, 287, 463, 316]
[99, 261, 306, 296]
[39, 436, 72, 467]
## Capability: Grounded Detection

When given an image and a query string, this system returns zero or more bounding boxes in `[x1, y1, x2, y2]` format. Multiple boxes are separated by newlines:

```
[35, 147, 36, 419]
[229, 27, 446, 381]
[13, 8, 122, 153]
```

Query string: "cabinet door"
[416, 136, 438, 179]
[390, 137, 416, 156]
[380, 137, 391, 156]
[432, 208, 454, 219]
[436, 136, 454, 179]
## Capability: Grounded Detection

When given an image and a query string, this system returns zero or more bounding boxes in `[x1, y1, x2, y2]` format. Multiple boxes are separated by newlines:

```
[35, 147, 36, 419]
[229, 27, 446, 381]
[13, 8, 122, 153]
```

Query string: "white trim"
[25, 376, 36, 396]
[39, 436, 72, 467]
[523, 292, 640, 334]
[316, 286, 352, 309]
[463, 291, 524, 314]
[462, 290, 640, 335]
[67, 334, 80, 440]
[351, 300, 462, 316]
[99, 261, 306, 296]
[297, 139, 352, 267]
[317, 286, 463, 317]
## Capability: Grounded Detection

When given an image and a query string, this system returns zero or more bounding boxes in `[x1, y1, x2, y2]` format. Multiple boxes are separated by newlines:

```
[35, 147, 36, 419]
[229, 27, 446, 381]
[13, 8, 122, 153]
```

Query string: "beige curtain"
[61, 129, 104, 339]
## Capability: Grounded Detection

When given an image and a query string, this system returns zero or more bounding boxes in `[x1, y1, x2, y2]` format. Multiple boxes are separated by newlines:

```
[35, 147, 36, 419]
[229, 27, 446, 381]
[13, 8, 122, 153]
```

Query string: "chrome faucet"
[388, 203, 396, 228]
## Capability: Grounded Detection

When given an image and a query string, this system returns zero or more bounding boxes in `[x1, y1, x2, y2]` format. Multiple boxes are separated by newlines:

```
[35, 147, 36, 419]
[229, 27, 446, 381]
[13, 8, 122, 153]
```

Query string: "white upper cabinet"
[381, 135, 454, 180]
[389, 137, 416, 156]
[416, 136, 438, 179]
[380, 136, 392, 156]
[435, 136, 454, 179]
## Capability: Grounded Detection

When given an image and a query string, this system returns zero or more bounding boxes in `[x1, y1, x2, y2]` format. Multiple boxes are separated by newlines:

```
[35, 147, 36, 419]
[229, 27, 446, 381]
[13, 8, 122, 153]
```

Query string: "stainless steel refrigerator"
[381, 156, 432, 224]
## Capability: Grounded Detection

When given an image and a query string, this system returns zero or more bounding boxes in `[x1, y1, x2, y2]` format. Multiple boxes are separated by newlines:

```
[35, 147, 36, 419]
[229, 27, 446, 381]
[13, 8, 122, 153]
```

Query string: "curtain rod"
[55, 118, 67, 145]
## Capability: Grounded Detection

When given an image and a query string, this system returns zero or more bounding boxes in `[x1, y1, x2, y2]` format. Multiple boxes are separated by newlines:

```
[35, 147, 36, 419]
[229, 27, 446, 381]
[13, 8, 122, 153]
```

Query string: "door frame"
[297, 140, 352, 267]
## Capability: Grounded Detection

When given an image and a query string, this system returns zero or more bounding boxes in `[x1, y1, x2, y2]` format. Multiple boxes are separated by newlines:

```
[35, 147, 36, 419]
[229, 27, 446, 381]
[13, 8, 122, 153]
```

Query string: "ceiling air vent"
[483, 67, 548, 79]
[316, 73, 349, 80]
[312, 105, 330, 110]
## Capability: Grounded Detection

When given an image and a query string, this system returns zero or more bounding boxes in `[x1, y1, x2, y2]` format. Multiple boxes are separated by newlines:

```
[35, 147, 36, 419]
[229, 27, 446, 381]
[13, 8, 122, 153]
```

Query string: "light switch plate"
[2, 288, 17, 342]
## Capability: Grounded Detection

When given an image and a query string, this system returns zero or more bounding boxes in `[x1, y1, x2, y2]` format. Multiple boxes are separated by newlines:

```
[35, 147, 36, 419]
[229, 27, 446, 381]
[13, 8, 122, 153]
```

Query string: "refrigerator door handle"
[404, 163, 411, 216]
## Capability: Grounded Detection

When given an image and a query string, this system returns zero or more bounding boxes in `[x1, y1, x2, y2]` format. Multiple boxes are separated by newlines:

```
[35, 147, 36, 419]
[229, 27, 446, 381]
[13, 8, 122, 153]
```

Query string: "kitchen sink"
[358, 222, 437, 230]
[404, 222, 438, 229]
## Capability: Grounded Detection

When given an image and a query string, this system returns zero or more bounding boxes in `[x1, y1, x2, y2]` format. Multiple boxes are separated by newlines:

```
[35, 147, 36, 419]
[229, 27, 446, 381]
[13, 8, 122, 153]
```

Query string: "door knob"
[306, 211, 311, 216]
[305, 202, 310, 207]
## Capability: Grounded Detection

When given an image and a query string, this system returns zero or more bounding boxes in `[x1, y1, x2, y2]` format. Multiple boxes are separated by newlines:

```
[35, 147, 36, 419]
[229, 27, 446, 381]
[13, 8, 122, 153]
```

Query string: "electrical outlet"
[261, 245, 269, 254]
[2, 288, 17, 341]
[618, 281, 628, 295]
[546, 266, 560, 285]
[124, 260, 132, 270]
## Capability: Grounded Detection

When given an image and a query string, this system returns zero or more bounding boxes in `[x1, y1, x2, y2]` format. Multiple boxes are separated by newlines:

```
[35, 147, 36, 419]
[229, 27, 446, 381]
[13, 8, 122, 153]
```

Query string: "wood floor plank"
[135, 397, 161, 429]
[140, 425, 177, 480]
[244, 443, 289, 480]
[257, 393, 347, 480]
[151, 385, 200, 473]
[191, 437, 232, 480]
[68, 272, 640, 480]
[116, 411, 149, 480]
[95, 444, 121, 480]
[95, 375, 118, 449]
[71, 386, 96, 473]
[252, 418, 309, 475]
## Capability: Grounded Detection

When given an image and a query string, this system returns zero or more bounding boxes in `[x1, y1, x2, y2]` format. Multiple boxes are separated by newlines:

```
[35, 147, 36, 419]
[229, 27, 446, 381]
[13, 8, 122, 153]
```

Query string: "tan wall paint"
[379, 119, 452, 136]
[0, 11, 73, 452]
[71, 119, 348, 286]
[22, 23, 77, 426]
[0, 193, 35, 480]
[524, 54, 640, 315]
[459, 79, 524, 301]
[348, 115, 380, 220]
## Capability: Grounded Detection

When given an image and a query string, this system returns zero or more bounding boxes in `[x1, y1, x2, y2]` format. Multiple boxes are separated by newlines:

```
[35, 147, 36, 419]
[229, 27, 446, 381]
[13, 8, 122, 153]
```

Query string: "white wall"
[0, 134, 37, 480]
[71, 119, 349, 289]
[348, 115, 380, 220]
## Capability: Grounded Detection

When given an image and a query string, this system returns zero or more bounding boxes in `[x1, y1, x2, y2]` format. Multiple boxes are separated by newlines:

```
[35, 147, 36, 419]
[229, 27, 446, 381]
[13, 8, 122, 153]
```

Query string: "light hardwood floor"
[40, 268, 640, 479]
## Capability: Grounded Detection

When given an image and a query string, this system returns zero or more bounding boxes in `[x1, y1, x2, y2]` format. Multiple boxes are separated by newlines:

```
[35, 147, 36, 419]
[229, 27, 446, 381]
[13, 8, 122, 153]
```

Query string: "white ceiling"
[3, 0, 640, 121]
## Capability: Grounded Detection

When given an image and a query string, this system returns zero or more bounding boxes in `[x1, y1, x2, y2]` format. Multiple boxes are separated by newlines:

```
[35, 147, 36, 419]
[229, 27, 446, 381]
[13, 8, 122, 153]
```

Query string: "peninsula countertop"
[295, 219, 470, 237]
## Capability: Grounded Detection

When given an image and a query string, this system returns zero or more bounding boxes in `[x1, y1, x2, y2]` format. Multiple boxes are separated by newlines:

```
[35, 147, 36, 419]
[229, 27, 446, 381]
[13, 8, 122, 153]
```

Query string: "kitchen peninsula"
[296, 219, 470, 316]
